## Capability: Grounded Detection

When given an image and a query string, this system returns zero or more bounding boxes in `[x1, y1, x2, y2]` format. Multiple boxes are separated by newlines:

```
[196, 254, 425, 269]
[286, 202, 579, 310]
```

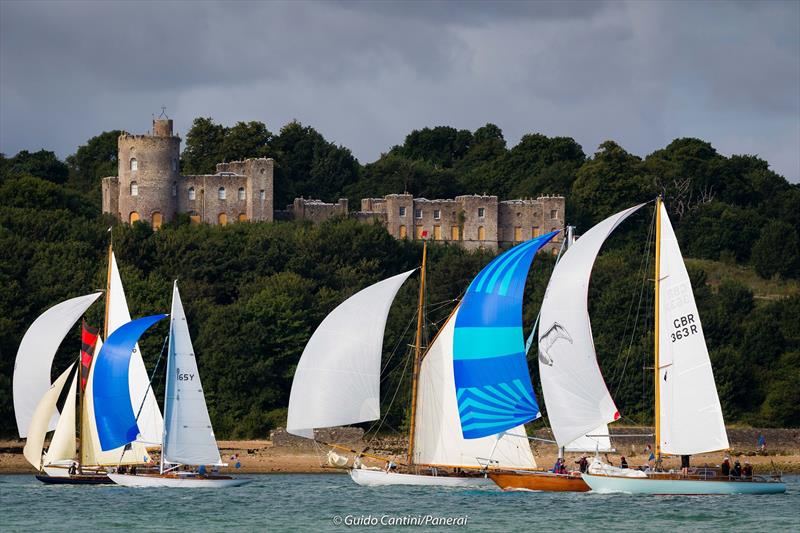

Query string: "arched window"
[259, 190, 266, 200]
[130, 181, 138, 196]
[172, 181, 177, 197]
[218, 187, 226, 200]
[188, 187, 196, 200]
[218, 213, 228, 226]
[129, 211, 140, 224]
[152, 212, 162, 230]
[130, 158, 138, 171]
[238, 187, 245, 201]
[478, 226, 486, 241]
[238, 213, 247, 222]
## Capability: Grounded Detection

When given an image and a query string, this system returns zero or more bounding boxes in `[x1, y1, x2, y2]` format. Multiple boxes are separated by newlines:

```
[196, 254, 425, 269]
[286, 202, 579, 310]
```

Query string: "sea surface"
[1, 473, 798, 532]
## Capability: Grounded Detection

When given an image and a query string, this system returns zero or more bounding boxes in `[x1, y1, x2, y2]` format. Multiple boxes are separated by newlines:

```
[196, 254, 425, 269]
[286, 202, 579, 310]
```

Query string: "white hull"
[349, 468, 494, 487]
[582, 473, 786, 495]
[109, 473, 252, 488]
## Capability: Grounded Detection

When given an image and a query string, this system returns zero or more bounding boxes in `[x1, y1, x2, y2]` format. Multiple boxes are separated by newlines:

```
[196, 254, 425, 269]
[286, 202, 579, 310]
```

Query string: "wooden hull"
[582, 473, 786, 495]
[489, 471, 589, 492]
[108, 473, 253, 488]
[36, 473, 113, 485]
[349, 468, 494, 487]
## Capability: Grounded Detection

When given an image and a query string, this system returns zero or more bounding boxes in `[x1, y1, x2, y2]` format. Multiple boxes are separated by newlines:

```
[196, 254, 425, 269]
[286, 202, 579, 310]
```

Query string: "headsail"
[82, 337, 150, 466]
[287, 270, 416, 438]
[454, 232, 558, 439]
[657, 202, 728, 455]
[107, 252, 164, 444]
[13, 292, 102, 437]
[538, 204, 644, 447]
[93, 314, 167, 451]
[44, 371, 78, 466]
[162, 282, 222, 466]
[414, 306, 537, 468]
[22, 364, 75, 470]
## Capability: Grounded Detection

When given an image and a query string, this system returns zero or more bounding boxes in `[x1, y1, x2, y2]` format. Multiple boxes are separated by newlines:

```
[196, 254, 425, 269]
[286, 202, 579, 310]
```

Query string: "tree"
[182, 117, 226, 174]
[66, 131, 121, 190]
[3, 150, 69, 185]
[394, 126, 473, 168]
[220, 121, 273, 162]
[752, 221, 800, 279]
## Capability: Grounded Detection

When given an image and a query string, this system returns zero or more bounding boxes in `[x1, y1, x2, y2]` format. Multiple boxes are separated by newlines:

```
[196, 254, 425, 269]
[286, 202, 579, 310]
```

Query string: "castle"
[102, 117, 564, 251]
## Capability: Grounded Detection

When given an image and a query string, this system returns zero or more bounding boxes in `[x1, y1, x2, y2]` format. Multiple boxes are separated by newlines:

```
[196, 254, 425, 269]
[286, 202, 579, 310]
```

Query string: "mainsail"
[286, 270, 416, 438]
[13, 292, 102, 437]
[22, 364, 75, 470]
[657, 202, 729, 455]
[162, 282, 222, 466]
[93, 314, 167, 451]
[538, 204, 643, 447]
[453, 232, 558, 439]
[107, 252, 164, 444]
[414, 306, 537, 468]
[82, 337, 150, 466]
[43, 371, 78, 466]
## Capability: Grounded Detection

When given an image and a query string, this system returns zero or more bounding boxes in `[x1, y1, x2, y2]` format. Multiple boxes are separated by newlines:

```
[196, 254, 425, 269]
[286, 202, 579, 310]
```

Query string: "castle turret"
[116, 118, 181, 228]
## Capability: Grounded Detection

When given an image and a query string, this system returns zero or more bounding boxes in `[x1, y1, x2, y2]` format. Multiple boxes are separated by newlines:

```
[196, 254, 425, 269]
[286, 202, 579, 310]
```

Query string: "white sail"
[287, 270, 416, 438]
[162, 282, 222, 466]
[43, 371, 78, 466]
[23, 364, 75, 470]
[414, 307, 537, 469]
[564, 423, 613, 453]
[82, 337, 151, 466]
[13, 292, 102, 437]
[538, 204, 644, 447]
[657, 203, 729, 455]
[108, 251, 163, 444]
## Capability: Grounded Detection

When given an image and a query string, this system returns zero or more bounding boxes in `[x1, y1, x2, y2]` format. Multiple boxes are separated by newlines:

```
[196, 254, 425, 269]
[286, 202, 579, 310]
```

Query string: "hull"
[36, 473, 113, 485]
[108, 473, 253, 488]
[490, 471, 589, 492]
[349, 468, 494, 487]
[582, 473, 786, 495]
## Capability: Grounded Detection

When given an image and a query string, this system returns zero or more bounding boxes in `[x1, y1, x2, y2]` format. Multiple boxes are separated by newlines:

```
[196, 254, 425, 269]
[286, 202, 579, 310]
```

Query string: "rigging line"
[366, 346, 413, 441]
[608, 205, 656, 395]
[379, 308, 418, 378]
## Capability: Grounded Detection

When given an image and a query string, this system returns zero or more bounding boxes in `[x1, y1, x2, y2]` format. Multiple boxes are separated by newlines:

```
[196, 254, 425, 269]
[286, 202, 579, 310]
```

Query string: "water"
[1, 474, 798, 532]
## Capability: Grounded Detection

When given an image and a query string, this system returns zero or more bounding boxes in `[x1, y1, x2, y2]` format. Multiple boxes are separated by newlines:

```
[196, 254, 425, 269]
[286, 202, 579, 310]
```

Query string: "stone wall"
[179, 173, 250, 224]
[270, 427, 365, 448]
[288, 197, 348, 222]
[101, 176, 119, 217]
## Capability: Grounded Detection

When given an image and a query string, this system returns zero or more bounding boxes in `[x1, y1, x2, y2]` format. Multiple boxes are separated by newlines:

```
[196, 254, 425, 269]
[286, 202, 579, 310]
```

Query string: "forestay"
[287, 270, 416, 438]
[82, 337, 150, 466]
[22, 364, 75, 470]
[414, 306, 536, 469]
[454, 232, 558, 439]
[44, 371, 78, 466]
[13, 292, 102, 437]
[162, 282, 222, 466]
[538, 204, 643, 447]
[93, 314, 167, 451]
[108, 252, 164, 445]
[657, 203, 728, 455]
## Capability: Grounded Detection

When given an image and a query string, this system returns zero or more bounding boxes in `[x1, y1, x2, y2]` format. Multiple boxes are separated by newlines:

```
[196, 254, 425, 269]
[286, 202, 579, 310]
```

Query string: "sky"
[1, 0, 798, 182]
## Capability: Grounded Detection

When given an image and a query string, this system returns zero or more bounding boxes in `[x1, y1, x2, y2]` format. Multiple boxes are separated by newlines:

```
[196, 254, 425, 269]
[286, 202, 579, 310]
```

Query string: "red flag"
[80, 320, 99, 391]
[421, 230, 428, 239]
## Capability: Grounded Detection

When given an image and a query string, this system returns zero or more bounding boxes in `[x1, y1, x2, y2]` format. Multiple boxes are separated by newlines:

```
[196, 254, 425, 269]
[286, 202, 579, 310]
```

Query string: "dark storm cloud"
[1, 0, 798, 181]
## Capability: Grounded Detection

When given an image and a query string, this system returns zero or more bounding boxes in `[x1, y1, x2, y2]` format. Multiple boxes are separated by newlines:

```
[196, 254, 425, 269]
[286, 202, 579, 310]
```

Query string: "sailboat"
[106, 282, 252, 488]
[13, 245, 162, 483]
[287, 233, 557, 487]
[579, 198, 786, 495]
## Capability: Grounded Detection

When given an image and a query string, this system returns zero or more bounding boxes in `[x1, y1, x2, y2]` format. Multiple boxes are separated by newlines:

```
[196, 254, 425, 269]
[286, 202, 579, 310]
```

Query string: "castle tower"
[116, 117, 181, 228]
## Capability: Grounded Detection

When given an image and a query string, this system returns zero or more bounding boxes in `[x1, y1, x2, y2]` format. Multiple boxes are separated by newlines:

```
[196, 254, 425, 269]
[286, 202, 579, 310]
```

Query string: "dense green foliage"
[0, 122, 798, 439]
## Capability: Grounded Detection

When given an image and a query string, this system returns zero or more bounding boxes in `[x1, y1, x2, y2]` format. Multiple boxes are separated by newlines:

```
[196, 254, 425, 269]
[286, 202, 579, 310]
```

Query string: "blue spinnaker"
[454, 231, 558, 439]
[93, 314, 167, 451]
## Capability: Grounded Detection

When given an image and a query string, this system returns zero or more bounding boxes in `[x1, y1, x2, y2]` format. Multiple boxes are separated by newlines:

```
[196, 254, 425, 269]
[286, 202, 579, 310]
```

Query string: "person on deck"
[198, 464, 207, 477]
[681, 455, 690, 477]
[620, 456, 629, 469]
[731, 459, 742, 478]
[604, 453, 613, 466]
[742, 462, 753, 480]
[721, 456, 731, 477]
[576, 456, 589, 473]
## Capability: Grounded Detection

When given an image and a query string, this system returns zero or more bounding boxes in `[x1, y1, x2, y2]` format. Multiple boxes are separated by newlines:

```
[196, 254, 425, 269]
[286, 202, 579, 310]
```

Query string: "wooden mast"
[407, 239, 427, 466]
[654, 196, 662, 465]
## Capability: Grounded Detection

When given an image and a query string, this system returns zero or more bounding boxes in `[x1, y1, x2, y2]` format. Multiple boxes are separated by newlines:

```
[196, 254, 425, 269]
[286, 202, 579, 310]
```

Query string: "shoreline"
[3, 437, 799, 475]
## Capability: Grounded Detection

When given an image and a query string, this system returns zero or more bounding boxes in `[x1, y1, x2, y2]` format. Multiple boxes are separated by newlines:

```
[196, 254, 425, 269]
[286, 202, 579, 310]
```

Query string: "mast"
[104, 242, 112, 339]
[654, 196, 662, 465]
[77, 324, 84, 472]
[407, 239, 427, 466]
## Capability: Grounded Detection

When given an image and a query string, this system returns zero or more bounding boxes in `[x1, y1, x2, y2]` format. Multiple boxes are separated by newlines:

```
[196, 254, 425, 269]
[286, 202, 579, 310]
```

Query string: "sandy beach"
[2, 429, 799, 476]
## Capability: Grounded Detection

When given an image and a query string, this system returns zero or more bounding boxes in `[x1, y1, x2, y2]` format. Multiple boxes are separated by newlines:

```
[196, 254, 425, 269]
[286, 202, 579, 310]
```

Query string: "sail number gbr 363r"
[670, 314, 698, 342]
